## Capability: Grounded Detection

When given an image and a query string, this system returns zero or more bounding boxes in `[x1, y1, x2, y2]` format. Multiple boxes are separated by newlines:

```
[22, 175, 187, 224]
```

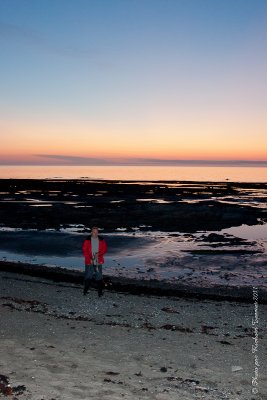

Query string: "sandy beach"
[0, 179, 267, 399]
[1, 270, 267, 400]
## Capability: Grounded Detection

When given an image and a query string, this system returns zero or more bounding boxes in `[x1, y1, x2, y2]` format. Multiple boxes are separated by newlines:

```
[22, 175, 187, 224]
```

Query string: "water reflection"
[0, 165, 267, 182]
[0, 226, 266, 290]
[222, 223, 267, 240]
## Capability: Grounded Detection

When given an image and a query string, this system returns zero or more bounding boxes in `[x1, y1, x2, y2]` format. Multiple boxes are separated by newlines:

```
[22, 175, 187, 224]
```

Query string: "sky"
[0, 0, 267, 165]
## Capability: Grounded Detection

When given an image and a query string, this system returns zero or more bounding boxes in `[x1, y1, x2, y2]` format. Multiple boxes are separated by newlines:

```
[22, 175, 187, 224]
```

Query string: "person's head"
[91, 226, 99, 238]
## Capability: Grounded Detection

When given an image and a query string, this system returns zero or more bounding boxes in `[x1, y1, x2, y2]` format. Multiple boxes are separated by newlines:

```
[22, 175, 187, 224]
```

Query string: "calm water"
[0, 165, 266, 182]
[0, 227, 266, 289]
[0, 165, 266, 290]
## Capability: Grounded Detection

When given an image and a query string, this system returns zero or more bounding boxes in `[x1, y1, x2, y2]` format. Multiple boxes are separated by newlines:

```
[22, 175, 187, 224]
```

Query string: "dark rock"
[160, 367, 168, 372]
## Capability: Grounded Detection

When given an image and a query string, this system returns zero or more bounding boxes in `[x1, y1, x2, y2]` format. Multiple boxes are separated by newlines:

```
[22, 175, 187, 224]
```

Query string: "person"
[82, 227, 107, 297]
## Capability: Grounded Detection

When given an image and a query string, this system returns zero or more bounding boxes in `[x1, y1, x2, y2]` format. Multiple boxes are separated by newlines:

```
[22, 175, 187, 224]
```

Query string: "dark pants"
[85, 264, 103, 281]
[83, 264, 103, 296]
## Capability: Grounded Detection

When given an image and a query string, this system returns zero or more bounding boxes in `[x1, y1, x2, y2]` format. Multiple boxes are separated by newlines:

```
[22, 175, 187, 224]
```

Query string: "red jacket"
[82, 236, 107, 265]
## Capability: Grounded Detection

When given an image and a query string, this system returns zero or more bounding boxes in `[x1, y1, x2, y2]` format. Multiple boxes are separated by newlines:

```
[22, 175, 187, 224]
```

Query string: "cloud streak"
[32, 155, 267, 167]
[36, 154, 112, 165]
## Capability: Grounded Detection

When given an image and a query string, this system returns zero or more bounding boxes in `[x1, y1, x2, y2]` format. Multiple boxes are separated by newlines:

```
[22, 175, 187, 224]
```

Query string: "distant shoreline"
[0, 165, 267, 182]
[1, 158, 267, 166]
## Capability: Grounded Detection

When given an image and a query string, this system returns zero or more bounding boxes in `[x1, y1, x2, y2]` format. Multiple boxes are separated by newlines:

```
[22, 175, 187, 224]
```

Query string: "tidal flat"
[0, 179, 266, 301]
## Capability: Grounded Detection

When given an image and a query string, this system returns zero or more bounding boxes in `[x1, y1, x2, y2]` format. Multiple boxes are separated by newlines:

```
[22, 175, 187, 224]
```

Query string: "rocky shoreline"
[0, 179, 266, 232]
[1, 261, 266, 304]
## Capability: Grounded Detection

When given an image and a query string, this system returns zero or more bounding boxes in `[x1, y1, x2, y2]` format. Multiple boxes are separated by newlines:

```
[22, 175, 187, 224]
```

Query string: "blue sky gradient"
[0, 0, 267, 164]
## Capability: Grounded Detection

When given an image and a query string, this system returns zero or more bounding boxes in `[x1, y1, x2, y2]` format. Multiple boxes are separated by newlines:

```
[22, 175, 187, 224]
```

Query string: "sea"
[0, 164, 266, 294]
[0, 164, 266, 182]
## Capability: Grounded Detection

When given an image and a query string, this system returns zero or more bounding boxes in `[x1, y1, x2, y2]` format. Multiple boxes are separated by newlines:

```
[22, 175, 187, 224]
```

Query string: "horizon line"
[0, 157, 267, 167]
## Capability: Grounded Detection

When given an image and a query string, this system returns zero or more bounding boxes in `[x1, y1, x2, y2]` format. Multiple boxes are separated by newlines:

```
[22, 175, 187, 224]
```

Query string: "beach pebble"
[231, 365, 243, 372]
[195, 385, 209, 392]
[160, 367, 168, 372]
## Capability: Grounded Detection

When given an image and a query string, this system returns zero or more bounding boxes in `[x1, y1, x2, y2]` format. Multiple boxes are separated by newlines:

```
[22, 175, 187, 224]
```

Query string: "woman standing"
[82, 227, 107, 297]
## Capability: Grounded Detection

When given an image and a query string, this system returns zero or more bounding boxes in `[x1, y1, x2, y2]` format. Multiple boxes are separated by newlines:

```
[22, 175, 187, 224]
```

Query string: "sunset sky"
[0, 0, 267, 165]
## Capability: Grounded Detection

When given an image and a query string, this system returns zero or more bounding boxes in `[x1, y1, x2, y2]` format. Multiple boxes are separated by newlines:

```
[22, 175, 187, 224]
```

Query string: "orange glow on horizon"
[0, 151, 266, 165]
[1, 117, 267, 164]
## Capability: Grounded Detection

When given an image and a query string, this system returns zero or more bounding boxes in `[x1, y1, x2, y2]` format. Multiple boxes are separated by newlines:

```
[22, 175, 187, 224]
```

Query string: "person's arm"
[82, 240, 91, 256]
[99, 239, 107, 256]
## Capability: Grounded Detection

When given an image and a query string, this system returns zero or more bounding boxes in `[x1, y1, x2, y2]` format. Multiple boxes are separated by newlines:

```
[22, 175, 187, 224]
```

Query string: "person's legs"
[95, 264, 103, 281]
[83, 265, 94, 295]
[95, 265, 103, 297]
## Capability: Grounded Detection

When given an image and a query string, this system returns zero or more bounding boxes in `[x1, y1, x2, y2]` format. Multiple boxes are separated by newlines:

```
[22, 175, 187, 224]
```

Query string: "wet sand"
[1, 270, 267, 400]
